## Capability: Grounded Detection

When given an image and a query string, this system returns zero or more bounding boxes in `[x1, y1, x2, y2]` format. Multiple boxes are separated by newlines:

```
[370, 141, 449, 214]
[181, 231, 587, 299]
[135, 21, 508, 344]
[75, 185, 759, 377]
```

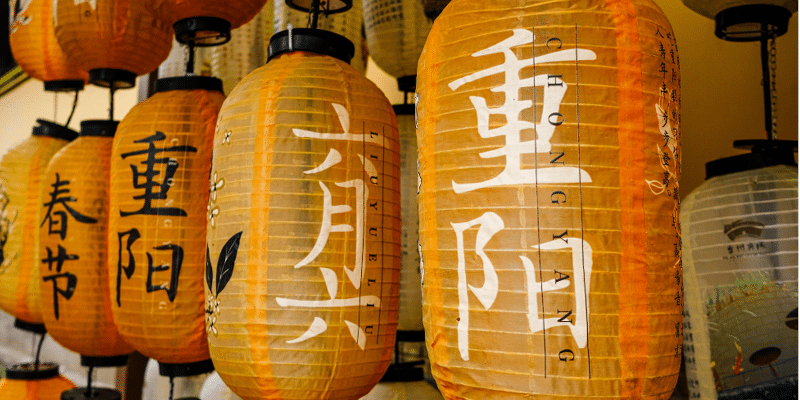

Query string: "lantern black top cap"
[268, 28, 354, 63]
[715, 4, 792, 41]
[32, 119, 78, 141]
[285, 0, 352, 15]
[79, 120, 118, 137]
[156, 76, 224, 93]
[173, 17, 232, 47]
[6, 363, 59, 380]
[61, 387, 121, 400]
[705, 139, 797, 179]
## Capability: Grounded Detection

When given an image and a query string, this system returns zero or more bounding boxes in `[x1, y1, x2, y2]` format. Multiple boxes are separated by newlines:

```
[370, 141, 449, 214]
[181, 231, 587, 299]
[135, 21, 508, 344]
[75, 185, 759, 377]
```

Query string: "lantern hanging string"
[168, 376, 174, 400]
[33, 332, 45, 371]
[65, 89, 79, 127]
[759, 23, 777, 141]
[186, 42, 196, 75]
[109, 82, 117, 121]
[86, 365, 95, 398]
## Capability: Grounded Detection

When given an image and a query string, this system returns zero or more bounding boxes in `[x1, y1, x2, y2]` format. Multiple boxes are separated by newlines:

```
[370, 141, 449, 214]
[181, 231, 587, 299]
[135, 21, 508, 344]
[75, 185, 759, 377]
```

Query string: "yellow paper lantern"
[108, 76, 224, 376]
[207, 28, 400, 399]
[417, 0, 683, 398]
[0, 363, 75, 400]
[363, 0, 432, 92]
[53, 0, 173, 88]
[209, 3, 274, 94]
[39, 120, 134, 368]
[0, 120, 77, 330]
[274, 0, 368, 74]
[8, 0, 88, 91]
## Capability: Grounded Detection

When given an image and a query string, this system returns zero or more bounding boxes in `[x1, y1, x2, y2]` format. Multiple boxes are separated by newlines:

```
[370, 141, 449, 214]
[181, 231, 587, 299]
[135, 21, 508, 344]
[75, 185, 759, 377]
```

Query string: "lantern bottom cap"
[44, 80, 85, 93]
[13, 318, 46, 334]
[88, 69, 136, 89]
[174, 17, 231, 47]
[61, 387, 121, 400]
[31, 120, 78, 141]
[380, 363, 425, 383]
[715, 4, 792, 41]
[397, 75, 417, 94]
[155, 76, 223, 93]
[285, 0, 353, 14]
[80, 355, 129, 367]
[157, 359, 214, 377]
[5, 363, 59, 380]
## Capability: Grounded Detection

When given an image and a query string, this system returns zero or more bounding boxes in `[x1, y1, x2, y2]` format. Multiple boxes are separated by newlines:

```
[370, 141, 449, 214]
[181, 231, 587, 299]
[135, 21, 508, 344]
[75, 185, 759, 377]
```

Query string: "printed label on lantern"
[40, 173, 98, 320]
[276, 103, 389, 350]
[446, 28, 596, 375]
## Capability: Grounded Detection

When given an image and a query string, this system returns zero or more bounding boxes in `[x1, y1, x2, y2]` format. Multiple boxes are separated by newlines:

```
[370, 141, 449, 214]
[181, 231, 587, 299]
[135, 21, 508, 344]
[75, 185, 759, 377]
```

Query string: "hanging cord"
[186, 42, 196, 75]
[109, 82, 117, 121]
[759, 23, 776, 141]
[86, 365, 95, 398]
[769, 37, 778, 140]
[33, 332, 45, 371]
[65, 89, 79, 127]
[169, 375, 175, 400]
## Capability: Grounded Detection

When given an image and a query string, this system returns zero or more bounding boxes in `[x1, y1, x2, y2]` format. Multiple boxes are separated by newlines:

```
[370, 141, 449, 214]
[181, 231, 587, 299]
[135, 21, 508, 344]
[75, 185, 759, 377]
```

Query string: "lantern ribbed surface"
[0, 130, 75, 325]
[40, 126, 135, 359]
[210, 2, 273, 95]
[416, 0, 683, 398]
[681, 163, 798, 399]
[109, 80, 224, 365]
[9, 0, 88, 86]
[207, 50, 400, 400]
[273, 0, 367, 74]
[53, 0, 173, 79]
[363, 0, 432, 81]
[0, 364, 75, 400]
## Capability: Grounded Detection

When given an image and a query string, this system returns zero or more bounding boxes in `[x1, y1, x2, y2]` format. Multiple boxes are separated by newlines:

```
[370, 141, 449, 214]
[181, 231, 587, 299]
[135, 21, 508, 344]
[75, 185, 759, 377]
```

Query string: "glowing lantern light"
[210, 3, 274, 94]
[38, 120, 134, 398]
[416, 0, 683, 398]
[8, 0, 87, 91]
[108, 76, 224, 379]
[0, 363, 75, 400]
[52, 0, 173, 89]
[681, 141, 797, 399]
[0, 120, 77, 331]
[362, 0, 432, 92]
[207, 22, 400, 399]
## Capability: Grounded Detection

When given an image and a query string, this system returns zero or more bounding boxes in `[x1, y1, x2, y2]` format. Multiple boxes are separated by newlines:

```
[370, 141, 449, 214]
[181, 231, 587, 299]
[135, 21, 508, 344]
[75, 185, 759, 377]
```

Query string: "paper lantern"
[416, 0, 683, 398]
[274, 0, 368, 73]
[8, 0, 87, 91]
[0, 363, 75, 400]
[206, 28, 400, 399]
[39, 120, 134, 369]
[363, 0, 432, 92]
[209, 3, 274, 94]
[681, 141, 797, 400]
[108, 76, 224, 376]
[53, 0, 173, 88]
[156, 0, 267, 46]
[0, 120, 77, 330]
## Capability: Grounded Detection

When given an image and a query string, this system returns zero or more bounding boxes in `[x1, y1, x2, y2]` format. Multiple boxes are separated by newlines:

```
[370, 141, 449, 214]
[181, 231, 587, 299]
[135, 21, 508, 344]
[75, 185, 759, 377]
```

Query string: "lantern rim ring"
[44, 80, 85, 93]
[80, 355, 129, 367]
[380, 363, 425, 382]
[61, 387, 122, 400]
[285, 0, 353, 15]
[706, 139, 797, 178]
[31, 121, 78, 142]
[88, 69, 136, 89]
[392, 104, 414, 116]
[158, 359, 215, 377]
[268, 28, 354, 64]
[714, 4, 792, 41]
[396, 75, 417, 94]
[174, 17, 232, 47]
[155, 76, 223, 93]
[79, 120, 119, 138]
[5, 363, 59, 380]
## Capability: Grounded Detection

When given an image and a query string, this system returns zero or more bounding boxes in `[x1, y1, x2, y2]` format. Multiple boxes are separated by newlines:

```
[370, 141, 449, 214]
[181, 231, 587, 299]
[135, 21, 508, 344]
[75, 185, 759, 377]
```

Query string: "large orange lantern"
[0, 120, 77, 331]
[109, 76, 224, 378]
[52, 0, 173, 88]
[416, 0, 682, 398]
[39, 120, 134, 370]
[8, 0, 88, 91]
[0, 363, 75, 400]
[207, 26, 400, 399]
[362, 0, 431, 92]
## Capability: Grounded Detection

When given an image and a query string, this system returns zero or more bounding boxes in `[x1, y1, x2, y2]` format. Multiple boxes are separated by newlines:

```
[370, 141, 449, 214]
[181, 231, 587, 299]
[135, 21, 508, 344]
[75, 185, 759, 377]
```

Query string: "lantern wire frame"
[285, 0, 353, 29]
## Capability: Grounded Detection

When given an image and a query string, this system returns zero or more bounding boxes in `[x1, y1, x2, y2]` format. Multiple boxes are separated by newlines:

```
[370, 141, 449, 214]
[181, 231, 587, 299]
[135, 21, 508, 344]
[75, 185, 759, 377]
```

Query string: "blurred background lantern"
[52, 0, 173, 93]
[0, 363, 75, 400]
[362, 0, 431, 93]
[0, 120, 77, 332]
[681, 141, 797, 400]
[210, 3, 274, 94]
[417, 0, 683, 398]
[38, 120, 133, 400]
[108, 76, 224, 396]
[207, 2, 401, 396]
[419, 0, 451, 20]
[8, 0, 87, 92]
[274, 0, 368, 73]
[156, 0, 268, 47]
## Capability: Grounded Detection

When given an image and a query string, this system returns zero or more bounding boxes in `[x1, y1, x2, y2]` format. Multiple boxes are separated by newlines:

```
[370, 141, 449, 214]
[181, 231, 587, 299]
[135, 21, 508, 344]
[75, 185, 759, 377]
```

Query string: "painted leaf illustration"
[216, 231, 243, 295]
[205, 245, 213, 294]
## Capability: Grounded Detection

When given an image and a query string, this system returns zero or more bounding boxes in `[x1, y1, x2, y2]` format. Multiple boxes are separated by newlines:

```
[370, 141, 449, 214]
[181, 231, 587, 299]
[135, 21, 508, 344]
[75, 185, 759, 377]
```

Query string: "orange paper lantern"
[39, 120, 134, 366]
[108, 76, 224, 375]
[0, 120, 77, 330]
[53, 0, 173, 88]
[0, 363, 75, 400]
[416, 0, 683, 398]
[8, 0, 88, 91]
[206, 29, 400, 399]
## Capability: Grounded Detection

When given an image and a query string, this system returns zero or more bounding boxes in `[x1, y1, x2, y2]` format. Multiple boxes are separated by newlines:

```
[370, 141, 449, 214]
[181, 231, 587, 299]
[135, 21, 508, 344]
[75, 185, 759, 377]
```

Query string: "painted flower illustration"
[205, 231, 243, 337]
